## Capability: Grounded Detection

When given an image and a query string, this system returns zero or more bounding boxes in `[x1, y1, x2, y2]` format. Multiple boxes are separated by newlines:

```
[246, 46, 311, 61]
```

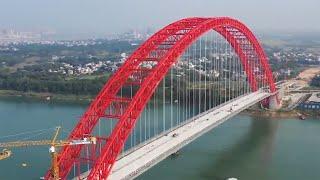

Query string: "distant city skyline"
[1, 0, 319, 39]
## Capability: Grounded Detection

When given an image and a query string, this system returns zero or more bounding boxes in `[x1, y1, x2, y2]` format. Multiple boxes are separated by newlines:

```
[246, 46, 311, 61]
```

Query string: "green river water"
[0, 97, 319, 180]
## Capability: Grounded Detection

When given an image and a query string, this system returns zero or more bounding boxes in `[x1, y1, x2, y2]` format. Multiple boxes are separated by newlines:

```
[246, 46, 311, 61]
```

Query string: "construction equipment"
[0, 126, 96, 180]
[0, 149, 11, 160]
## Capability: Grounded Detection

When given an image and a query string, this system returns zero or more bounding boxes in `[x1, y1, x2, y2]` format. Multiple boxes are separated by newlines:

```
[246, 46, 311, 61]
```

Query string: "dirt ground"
[298, 67, 320, 82]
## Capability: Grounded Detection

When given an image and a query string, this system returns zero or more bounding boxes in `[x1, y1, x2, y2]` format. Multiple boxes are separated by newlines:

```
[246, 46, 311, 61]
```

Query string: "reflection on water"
[138, 115, 320, 180]
[200, 116, 279, 180]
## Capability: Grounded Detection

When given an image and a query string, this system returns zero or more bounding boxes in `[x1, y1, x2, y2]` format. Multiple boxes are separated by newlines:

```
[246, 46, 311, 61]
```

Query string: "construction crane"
[0, 126, 96, 180]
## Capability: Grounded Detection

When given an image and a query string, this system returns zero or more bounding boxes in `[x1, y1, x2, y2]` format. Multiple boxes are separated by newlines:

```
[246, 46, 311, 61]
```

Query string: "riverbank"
[243, 109, 297, 118]
[243, 108, 320, 119]
[1, 89, 319, 119]
[0, 90, 94, 103]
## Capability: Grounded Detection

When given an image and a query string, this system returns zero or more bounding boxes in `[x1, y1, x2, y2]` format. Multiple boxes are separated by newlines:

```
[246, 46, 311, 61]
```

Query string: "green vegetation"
[0, 71, 110, 95]
[0, 39, 139, 97]
[0, 37, 319, 101]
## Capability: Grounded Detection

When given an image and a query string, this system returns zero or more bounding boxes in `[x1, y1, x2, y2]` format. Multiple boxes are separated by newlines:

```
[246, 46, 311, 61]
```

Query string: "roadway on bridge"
[79, 91, 271, 180]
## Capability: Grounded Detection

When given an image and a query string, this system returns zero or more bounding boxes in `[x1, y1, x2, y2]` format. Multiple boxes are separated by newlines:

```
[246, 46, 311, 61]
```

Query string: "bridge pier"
[269, 94, 281, 110]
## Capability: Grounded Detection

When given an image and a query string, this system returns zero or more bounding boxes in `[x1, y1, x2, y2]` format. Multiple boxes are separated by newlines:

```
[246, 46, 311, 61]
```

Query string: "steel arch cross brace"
[45, 17, 207, 179]
[47, 17, 277, 180]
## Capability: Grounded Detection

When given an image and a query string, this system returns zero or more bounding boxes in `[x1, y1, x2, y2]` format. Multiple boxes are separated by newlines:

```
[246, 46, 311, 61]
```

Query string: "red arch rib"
[49, 17, 276, 179]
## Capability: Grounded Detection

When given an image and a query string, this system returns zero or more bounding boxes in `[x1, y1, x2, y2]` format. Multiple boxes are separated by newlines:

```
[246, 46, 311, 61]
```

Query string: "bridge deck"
[78, 91, 271, 180]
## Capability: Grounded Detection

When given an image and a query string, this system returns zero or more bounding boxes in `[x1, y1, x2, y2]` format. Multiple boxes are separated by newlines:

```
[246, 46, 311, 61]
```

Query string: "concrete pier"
[269, 94, 281, 110]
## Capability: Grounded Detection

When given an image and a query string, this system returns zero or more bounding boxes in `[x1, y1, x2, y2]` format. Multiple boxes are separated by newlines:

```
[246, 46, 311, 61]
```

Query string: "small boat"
[300, 115, 306, 120]
[0, 149, 12, 160]
[297, 113, 306, 120]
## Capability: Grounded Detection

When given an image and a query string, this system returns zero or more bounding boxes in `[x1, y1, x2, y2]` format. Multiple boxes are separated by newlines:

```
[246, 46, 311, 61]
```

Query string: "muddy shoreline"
[242, 108, 319, 119]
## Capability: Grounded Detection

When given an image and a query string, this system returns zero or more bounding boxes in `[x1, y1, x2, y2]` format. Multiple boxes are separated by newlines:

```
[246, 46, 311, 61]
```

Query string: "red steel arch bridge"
[45, 17, 280, 179]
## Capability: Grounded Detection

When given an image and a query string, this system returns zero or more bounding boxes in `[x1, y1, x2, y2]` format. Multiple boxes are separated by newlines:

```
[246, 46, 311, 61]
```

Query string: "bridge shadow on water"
[137, 115, 280, 180]
[199, 116, 279, 180]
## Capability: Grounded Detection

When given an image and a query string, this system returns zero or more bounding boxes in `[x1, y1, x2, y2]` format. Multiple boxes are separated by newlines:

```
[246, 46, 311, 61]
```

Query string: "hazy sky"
[0, 0, 319, 37]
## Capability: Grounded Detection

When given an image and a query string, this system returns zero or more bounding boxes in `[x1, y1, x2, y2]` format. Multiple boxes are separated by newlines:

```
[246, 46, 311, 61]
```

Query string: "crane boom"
[0, 140, 69, 148]
[0, 126, 96, 149]
[0, 138, 96, 148]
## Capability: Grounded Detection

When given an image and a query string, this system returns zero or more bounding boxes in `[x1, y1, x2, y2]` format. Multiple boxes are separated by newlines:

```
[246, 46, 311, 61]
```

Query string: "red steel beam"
[46, 17, 277, 180]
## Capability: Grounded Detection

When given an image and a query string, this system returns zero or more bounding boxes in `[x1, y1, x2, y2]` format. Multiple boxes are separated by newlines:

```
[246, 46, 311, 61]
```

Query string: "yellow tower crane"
[0, 126, 96, 180]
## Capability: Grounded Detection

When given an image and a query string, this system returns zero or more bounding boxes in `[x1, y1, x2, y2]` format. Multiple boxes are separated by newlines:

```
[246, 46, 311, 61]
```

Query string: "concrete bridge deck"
[78, 91, 271, 180]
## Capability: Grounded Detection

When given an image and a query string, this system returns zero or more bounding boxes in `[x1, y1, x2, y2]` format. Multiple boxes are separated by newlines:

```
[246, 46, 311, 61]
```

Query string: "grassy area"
[65, 73, 111, 81]
[9, 56, 40, 73]
[190, 81, 243, 89]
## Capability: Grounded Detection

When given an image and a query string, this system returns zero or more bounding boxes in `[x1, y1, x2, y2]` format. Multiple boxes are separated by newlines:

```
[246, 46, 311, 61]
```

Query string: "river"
[0, 97, 319, 180]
